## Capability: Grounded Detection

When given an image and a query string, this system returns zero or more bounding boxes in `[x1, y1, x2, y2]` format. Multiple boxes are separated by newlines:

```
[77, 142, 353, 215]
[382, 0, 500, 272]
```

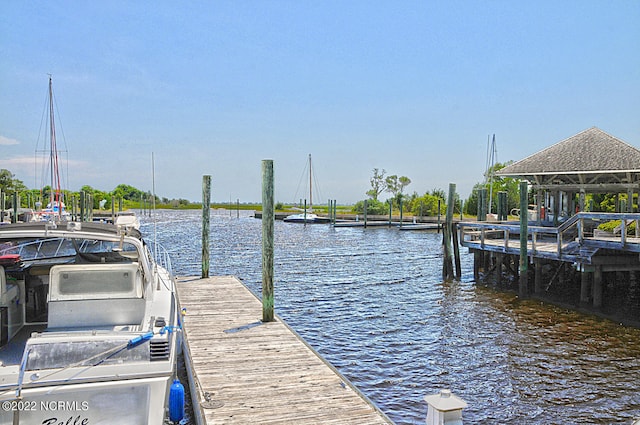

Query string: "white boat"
[0, 221, 182, 424]
[283, 212, 320, 223]
[284, 154, 321, 223]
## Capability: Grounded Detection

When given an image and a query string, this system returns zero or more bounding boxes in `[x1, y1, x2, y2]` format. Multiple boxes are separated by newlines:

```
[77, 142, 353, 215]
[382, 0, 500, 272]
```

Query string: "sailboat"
[284, 154, 320, 223]
[0, 78, 183, 424]
[35, 76, 71, 222]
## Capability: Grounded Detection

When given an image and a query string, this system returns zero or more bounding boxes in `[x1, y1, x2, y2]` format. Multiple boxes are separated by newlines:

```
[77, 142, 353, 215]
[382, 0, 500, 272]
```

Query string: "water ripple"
[144, 210, 640, 425]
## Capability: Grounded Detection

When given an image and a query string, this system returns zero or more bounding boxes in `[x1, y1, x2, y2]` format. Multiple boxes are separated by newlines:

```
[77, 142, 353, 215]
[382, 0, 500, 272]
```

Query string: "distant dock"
[176, 276, 393, 425]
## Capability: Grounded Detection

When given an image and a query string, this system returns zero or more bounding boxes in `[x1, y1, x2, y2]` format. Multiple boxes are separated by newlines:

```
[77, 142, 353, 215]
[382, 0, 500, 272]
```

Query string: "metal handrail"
[459, 212, 640, 258]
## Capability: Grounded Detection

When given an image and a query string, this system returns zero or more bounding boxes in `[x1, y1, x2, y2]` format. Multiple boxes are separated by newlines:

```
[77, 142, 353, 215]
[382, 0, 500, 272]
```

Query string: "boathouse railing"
[459, 212, 640, 263]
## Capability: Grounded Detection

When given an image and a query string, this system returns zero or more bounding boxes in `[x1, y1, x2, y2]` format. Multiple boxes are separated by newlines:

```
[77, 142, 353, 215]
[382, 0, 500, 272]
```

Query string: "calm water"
[144, 209, 640, 425]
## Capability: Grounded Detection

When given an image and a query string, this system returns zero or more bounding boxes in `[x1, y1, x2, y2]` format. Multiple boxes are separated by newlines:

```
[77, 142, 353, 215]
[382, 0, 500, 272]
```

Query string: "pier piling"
[202, 175, 211, 278]
[262, 160, 275, 322]
[518, 181, 529, 298]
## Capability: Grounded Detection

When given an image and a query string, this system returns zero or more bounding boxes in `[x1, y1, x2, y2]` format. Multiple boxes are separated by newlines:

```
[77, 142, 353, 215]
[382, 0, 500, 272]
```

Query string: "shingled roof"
[496, 127, 640, 191]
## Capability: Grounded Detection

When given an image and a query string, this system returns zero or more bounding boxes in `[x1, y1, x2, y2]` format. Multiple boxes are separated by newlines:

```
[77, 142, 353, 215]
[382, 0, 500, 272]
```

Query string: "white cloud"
[0, 135, 20, 145]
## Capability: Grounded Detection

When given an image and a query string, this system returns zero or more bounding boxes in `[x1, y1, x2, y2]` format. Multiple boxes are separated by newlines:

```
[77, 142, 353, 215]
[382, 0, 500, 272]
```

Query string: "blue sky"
[1, 1, 639, 204]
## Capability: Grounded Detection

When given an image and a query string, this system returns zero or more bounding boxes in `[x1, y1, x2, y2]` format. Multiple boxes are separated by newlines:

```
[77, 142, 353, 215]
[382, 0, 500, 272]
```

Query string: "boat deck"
[176, 276, 392, 425]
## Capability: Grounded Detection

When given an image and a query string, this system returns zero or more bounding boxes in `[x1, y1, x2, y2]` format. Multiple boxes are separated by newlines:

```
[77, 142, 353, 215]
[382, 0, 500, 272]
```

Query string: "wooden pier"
[176, 276, 393, 425]
[459, 212, 640, 318]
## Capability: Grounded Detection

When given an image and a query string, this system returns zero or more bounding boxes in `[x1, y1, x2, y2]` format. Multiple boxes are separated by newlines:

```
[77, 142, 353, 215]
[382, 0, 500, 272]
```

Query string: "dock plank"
[176, 276, 392, 425]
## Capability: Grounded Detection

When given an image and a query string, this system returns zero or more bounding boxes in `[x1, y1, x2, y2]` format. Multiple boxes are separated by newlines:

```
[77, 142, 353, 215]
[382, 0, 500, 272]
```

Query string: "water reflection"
[144, 210, 640, 424]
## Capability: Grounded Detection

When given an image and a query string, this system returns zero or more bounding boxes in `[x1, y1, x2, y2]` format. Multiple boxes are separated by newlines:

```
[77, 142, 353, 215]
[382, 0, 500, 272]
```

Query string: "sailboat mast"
[48, 76, 63, 218]
[487, 134, 496, 215]
[308, 154, 312, 210]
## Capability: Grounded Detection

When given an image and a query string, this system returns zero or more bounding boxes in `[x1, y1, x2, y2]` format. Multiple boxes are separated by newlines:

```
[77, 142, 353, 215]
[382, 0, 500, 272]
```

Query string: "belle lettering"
[41, 416, 89, 425]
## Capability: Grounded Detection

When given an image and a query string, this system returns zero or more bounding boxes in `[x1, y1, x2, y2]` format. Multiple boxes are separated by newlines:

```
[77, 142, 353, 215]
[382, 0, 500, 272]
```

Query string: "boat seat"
[1, 265, 22, 345]
[0, 265, 19, 307]
[47, 263, 145, 329]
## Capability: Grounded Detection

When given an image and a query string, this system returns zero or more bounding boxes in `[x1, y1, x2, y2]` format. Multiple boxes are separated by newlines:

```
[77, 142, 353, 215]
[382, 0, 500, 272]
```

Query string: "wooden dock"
[176, 276, 393, 425]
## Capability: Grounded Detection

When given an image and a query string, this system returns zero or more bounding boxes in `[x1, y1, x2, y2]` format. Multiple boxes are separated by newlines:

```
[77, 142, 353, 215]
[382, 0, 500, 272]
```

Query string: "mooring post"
[388, 200, 392, 227]
[202, 175, 211, 279]
[519, 181, 529, 298]
[303, 199, 307, 225]
[364, 199, 368, 228]
[452, 221, 462, 280]
[12, 193, 18, 224]
[442, 183, 456, 282]
[332, 199, 336, 224]
[111, 196, 115, 224]
[79, 191, 85, 222]
[437, 199, 441, 233]
[262, 160, 275, 322]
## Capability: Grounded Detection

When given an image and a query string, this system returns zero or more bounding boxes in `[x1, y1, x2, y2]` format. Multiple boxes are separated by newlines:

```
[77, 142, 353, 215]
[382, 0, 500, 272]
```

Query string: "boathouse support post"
[536, 190, 543, 225]
[593, 265, 603, 309]
[580, 265, 591, 305]
[495, 253, 503, 286]
[201, 175, 211, 279]
[473, 250, 481, 281]
[261, 160, 275, 322]
[519, 181, 529, 298]
[534, 259, 543, 294]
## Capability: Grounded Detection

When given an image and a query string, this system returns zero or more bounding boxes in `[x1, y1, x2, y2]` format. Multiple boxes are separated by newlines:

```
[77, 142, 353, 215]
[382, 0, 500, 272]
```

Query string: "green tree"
[113, 184, 145, 201]
[353, 198, 389, 215]
[0, 169, 27, 193]
[385, 174, 411, 207]
[366, 168, 386, 200]
[410, 190, 446, 217]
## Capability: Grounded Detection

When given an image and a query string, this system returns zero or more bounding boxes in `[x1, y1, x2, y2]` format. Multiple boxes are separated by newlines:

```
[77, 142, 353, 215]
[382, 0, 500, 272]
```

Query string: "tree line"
[356, 163, 635, 218]
[0, 169, 191, 210]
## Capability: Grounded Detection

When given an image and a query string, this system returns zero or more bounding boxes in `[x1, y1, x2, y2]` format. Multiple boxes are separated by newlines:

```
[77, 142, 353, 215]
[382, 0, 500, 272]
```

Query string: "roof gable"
[497, 127, 640, 176]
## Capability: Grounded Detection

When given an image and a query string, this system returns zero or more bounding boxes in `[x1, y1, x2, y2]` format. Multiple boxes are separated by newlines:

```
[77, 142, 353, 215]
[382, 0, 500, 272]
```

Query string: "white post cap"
[424, 389, 468, 411]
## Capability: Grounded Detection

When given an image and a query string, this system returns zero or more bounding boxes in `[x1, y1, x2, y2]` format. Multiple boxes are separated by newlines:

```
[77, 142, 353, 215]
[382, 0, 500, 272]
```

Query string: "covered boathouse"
[459, 127, 640, 324]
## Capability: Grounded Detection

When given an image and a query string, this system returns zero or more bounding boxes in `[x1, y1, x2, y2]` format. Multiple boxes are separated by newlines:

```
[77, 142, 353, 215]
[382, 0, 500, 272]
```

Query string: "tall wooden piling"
[519, 181, 529, 298]
[80, 191, 85, 222]
[202, 175, 211, 279]
[442, 183, 456, 282]
[262, 160, 275, 322]
[363, 199, 368, 228]
[12, 193, 17, 223]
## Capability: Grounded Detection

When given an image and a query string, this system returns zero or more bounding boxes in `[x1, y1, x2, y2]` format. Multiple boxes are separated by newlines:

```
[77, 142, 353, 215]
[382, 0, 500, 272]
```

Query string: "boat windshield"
[25, 339, 150, 371]
[0, 236, 139, 264]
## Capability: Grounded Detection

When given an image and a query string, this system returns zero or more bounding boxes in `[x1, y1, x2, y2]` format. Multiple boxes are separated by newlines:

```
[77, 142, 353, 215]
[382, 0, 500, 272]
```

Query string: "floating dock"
[176, 276, 393, 425]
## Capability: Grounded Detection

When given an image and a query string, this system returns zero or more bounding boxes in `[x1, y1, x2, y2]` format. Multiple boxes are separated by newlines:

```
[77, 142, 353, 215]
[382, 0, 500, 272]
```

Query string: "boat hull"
[0, 376, 171, 425]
